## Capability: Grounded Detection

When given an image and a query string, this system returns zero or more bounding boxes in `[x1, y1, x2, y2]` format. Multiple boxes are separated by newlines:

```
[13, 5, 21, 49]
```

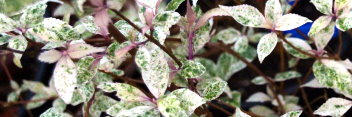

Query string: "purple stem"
[187, 32, 195, 60]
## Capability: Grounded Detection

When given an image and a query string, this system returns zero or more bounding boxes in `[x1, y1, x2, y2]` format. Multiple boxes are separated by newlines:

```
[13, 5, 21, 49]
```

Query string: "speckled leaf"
[67, 42, 105, 59]
[280, 111, 302, 117]
[98, 82, 149, 102]
[196, 78, 227, 101]
[313, 60, 352, 94]
[76, 57, 95, 84]
[336, 13, 352, 31]
[265, 0, 282, 24]
[0, 14, 16, 33]
[19, 2, 47, 27]
[106, 101, 159, 117]
[31, 18, 78, 42]
[251, 76, 267, 85]
[195, 58, 217, 79]
[234, 108, 250, 117]
[308, 16, 332, 37]
[274, 70, 302, 82]
[38, 49, 62, 64]
[220, 90, 241, 107]
[283, 38, 313, 59]
[135, 45, 170, 98]
[40, 107, 72, 117]
[157, 88, 206, 117]
[165, 0, 185, 11]
[314, 97, 352, 117]
[275, 14, 312, 31]
[334, 0, 350, 10]
[74, 16, 98, 34]
[219, 5, 267, 28]
[8, 36, 27, 68]
[180, 60, 206, 79]
[153, 11, 181, 44]
[257, 32, 278, 63]
[89, 91, 118, 117]
[0, 33, 11, 45]
[246, 92, 271, 103]
[72, 81, 95, 105]
[53, 56, 77, 104]
[312, 22, 335, 49]
[310, 0, 333, 15]
[193, 22, 213, 53]
[212, 28, 241, 44]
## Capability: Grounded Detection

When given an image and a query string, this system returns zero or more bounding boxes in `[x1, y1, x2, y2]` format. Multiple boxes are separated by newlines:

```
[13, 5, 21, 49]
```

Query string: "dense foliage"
[1, 0, 352, 117]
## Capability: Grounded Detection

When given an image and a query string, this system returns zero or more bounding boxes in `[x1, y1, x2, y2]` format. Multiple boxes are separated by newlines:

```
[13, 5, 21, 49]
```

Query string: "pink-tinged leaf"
[90, 0, 104, 7]
[155, 0, 163, 11]
[195, 8, 230, 30]
[265, 0, 282, 24]
[67, 43, 105, 59]
[219, 5, 268, 28]
[136, 0, 159, 8]
[142, 26, 151, 35]
[308, 16, 332, 36]
[312, 22, 335, 50]
[186, 0, 196, 28]
[114, 44, 136, 61]
[274, 13, 312, 31]
[94, 8, 111, 36]
[144, 8, 155, 27]
[38, 49, 62, 63]
[53, 56, 77, 103]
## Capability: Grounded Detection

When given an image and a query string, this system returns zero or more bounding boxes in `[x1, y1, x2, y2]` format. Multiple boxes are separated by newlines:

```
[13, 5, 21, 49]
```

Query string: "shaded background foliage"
[1, 0, 352, 116]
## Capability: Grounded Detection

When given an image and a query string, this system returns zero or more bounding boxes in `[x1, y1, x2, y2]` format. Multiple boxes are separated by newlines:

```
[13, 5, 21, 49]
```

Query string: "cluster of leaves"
[1, 0, 352, 117]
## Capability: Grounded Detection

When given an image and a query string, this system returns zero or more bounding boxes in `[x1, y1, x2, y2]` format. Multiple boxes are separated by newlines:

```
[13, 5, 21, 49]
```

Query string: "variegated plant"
[2, 0, 352, 117]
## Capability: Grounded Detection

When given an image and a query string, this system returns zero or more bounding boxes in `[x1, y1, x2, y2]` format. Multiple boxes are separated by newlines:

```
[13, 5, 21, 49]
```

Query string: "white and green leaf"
[275, 14, 312, 31]
[180, 60, 206, 79]
[53, 57, 77, 104]
[257, 32, 278, 63]
[313, 59, 352, 94]
[219, 5, 267, 28]
[98, 82, 149, 102]
[265, 0, 282, 24]
[19, 2, 47, 27]
[274, 70, 302, 82]
[310, 0, 333, 15]
[212, 28, 241, 44]
[280, 111, 302, 117]
[283, 38, 313, 59]
[196, 78, 227, 101]
[313, 97, 352, 117]
[157, 88, 206, 117]
[0, 14, 16, 33]
[135, 44, 170, 98]
[312, 22, 335, 49]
